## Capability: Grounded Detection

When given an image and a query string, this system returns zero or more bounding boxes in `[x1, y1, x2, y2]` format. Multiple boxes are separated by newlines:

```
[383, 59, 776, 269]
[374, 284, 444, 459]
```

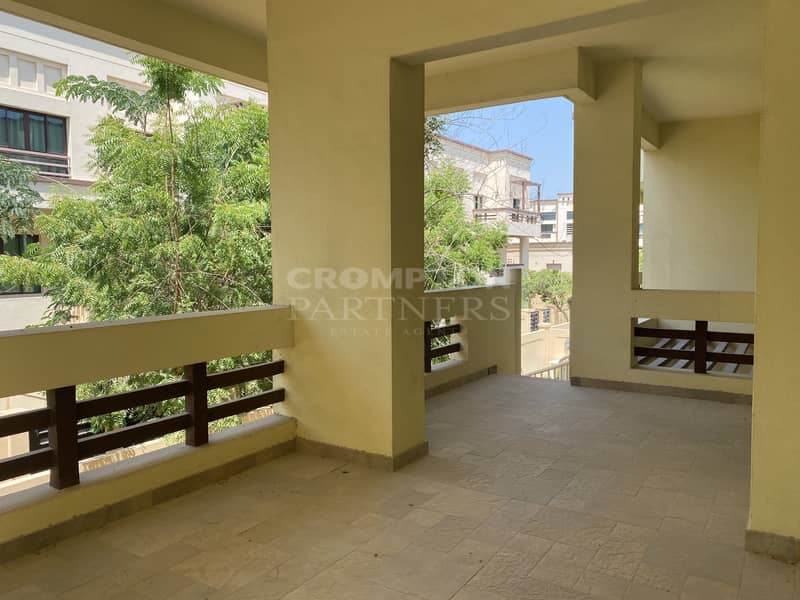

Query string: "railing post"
[424, 321, 432, 373]
[695, 320, 708, 374]
[184, 362, 209, 446]
[47, 385, 79, 489]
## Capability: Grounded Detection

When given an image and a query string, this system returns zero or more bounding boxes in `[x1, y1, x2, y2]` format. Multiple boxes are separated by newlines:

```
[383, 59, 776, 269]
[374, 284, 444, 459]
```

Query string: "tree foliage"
[424, 162, 507, 289]
[0, 57, 268, 430]
[55, 56, 222, 133]
[0, 156, 41, 242]
[523, 268, 573, 310]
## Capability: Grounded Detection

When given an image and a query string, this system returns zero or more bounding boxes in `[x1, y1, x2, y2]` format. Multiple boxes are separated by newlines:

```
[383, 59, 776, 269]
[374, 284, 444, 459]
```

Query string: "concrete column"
[520, 237, 530, 270]
[747, 0, 800, 557]
[267, 14, 426, 464]
[571, 61, 642, 383]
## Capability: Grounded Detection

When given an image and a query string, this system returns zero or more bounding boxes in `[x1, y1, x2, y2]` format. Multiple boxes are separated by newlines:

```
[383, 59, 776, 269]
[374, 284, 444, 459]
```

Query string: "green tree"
[0, 58, 270, 430]
[522, 269, 573, 311]
[0, 156, 41, 242]
[424, 162, 507, 289]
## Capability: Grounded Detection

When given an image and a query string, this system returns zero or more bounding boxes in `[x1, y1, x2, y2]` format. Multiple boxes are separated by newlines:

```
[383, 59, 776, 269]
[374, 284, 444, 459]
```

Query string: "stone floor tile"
[524, 506, 616, 550]
[633, 562, 686, 594]
[625, 582, 679, 599]
[0, 376, 761, 600]
[469, 548, 540, 595]
[679, 575, 737, 600]
[514, 576, 593, 600]
[667, 493, 713, 525]
[573, 570, 630, 599]
[739, 552, 795, 600]
[530, 542, 597, 588]
[587, 538, 647, 580]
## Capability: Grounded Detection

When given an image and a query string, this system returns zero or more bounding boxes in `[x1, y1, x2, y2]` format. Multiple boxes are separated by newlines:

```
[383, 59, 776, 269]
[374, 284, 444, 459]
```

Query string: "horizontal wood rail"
[424, 321, 462, 373]
[0, 358, 285, 489]
[634, 320, 754, 375]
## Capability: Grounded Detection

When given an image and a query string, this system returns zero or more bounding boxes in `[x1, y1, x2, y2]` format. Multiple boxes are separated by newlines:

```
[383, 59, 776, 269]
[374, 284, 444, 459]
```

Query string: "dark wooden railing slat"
[207, 360, 285, 390]
[0, 407, 52, 438]
[430, 342, 462, 360]
[184, 363, 209, 447]
[208, 388, 285, 422]
[707, 352, 754, 365]
[430, 324, 461, 339]
[634, 327, 697, 340]
[0, 448, 53, 481]
[76, 380, 192, 419]
[48, 386, 79, 489]
[707, 331, 755, 344]
[78, 413, 192, 460]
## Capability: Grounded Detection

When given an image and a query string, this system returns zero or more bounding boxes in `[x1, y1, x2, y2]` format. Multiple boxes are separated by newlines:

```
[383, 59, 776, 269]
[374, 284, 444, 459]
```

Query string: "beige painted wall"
[522, 323, 570, 375]
[423, 274, 521, 393]
[642, 116, 760, 292]
[0, 306, 293, 398]
[571, 61, 753, 397]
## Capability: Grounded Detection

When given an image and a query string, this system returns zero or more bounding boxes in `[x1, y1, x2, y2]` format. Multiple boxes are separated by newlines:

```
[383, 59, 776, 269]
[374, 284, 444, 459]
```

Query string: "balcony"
[0, 147, 70, 178]
[474, 207, 540, 238]
[0, 374, 766, 599]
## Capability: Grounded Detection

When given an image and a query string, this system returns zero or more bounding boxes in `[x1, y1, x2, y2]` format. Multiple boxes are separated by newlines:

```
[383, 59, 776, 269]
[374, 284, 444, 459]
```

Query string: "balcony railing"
[528, 357, 570, 381]
[423, 320, 461, 372]
[633, 320, 754, 376]
[474, 207, 539, 225]
[0, 306, 292, 490]
[0, 147, 70, 177]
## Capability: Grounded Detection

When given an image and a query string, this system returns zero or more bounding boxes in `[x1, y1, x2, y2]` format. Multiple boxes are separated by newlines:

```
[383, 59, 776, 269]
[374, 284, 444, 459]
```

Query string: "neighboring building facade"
[0, 12, 266, 333]
[434, 135, 575, 273]
[432, 136, 542, 268]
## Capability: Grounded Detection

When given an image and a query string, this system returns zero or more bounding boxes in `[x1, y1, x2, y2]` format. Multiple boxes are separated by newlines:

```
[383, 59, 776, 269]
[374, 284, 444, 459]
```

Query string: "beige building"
[435, 136, 577, 273]
[510, 192, 575, 272]
[2, 1, 800, 594]
[432, 135, 542, 269]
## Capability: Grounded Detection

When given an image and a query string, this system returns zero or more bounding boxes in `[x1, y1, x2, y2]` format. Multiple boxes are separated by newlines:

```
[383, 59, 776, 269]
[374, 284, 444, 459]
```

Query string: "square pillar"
[267, 8, 426, 466]
[571, 61, 642, 383]
[747, 0, 800, 560]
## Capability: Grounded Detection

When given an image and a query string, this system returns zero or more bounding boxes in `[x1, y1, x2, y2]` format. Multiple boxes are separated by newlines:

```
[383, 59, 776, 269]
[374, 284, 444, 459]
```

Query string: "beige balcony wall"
[642, 115, 760, 292]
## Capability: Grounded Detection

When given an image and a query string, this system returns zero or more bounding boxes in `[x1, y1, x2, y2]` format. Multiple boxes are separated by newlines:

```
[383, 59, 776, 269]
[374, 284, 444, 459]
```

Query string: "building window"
[0, 106, 68, 176]
[541, 224, 554, 233]
[543, 309, 552, 324]
[546, 263, 562, 271]
[0, 50, 66, 95]
[566, 223, 574, 235]
[0, 235, 41, 295]
[513, 198, 521, 209]
[540, 212, 557, 221]
[530, 311, 539, 332]
[567, 211, 574, 220]
[474, 195, 483, 209]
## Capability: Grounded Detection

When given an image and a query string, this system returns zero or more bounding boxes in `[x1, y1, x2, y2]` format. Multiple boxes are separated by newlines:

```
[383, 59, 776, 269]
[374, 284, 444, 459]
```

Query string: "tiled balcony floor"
[1, 375, 793, 599]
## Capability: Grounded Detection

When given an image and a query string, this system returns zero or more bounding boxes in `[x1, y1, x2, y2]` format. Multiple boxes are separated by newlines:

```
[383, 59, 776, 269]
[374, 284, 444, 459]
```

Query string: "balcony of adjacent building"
[0, 0, 799, 598]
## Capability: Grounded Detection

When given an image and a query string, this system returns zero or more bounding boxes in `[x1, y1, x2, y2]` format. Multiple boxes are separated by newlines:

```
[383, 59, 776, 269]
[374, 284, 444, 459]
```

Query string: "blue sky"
[443, 97, 574, 199]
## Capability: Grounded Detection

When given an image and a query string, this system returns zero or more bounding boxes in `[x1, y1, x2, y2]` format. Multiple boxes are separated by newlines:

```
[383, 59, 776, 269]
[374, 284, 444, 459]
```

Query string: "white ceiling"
[427, 0, 765, 122]
[158, 0, 763, 123]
